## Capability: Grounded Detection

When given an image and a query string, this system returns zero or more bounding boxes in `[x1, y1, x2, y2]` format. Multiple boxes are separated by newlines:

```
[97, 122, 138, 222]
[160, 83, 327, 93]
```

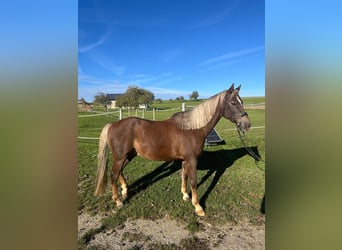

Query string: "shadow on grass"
[125, 160, 181, 204]
[125, 146, 261, 211]
[197, 147, 260, 210]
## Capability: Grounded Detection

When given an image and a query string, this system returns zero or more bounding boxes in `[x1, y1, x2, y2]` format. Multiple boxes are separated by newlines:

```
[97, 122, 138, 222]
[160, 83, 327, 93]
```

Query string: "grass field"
[78, 97, 265, 245]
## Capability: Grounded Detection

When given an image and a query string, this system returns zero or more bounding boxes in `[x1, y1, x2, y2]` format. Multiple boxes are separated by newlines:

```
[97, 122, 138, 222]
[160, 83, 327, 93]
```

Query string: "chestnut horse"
[94, 84, 251, 216]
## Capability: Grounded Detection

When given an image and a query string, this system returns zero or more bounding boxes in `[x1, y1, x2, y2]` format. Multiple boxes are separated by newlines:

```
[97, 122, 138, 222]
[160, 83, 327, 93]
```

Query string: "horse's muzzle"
[237, 115, 251, 132]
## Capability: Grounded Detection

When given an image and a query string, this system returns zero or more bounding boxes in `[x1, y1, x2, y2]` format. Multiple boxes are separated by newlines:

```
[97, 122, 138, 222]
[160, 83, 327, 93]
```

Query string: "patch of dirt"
[78, 213, 265, 249]
[78, 213, 104, 241]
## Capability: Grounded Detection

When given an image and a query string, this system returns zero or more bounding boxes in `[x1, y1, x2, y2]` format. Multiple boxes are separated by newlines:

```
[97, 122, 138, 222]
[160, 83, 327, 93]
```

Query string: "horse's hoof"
[195, 208, 205, 217]
[115, 200, 123, 208]
[182, 193, 190, 201]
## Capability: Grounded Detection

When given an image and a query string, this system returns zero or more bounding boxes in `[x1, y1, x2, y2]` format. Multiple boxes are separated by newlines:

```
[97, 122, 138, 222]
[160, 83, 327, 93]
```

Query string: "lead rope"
[237, 127, 265, 171]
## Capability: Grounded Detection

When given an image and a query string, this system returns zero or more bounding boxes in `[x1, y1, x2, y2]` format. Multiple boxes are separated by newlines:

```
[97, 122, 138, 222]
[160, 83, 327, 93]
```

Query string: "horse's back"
[110, 117, 157, 132]
[108, 117, 170, 142]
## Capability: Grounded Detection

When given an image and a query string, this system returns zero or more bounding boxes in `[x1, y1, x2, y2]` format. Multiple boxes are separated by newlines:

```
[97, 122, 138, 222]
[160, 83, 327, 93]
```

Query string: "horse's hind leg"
[111, 159, 125, 208]
[181, 162, 190, 201]
[118, 149, 137, 201]
[118, 173, 128, 200]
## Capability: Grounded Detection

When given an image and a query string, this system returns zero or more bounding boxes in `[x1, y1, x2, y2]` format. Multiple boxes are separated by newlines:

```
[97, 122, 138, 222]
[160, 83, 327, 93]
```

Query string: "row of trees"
[93, 86, 199, 110]
[176, 91, 199, 101]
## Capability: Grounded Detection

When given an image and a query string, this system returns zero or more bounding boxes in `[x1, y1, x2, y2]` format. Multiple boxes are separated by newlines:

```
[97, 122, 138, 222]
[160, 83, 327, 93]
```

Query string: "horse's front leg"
[185, 158, 205, 217]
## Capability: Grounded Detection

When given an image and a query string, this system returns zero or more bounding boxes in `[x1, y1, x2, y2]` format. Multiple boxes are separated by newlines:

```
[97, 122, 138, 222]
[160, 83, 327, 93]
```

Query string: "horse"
[94, 83, 251, 216]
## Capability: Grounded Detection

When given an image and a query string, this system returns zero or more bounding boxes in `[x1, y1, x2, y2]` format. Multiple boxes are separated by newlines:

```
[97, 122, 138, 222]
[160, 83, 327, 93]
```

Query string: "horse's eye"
[231, 101, 236, 105]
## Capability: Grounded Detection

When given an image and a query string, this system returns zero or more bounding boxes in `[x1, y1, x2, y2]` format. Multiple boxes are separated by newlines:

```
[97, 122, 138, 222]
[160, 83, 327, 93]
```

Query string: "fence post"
[119, 108, 122, 120]
[153, 107, 155, 120]
[182, 102, 186, 111]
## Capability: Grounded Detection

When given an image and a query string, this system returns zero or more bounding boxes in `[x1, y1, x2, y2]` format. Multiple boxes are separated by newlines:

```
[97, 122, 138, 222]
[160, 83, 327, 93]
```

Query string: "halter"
[241, 111, 248, 117]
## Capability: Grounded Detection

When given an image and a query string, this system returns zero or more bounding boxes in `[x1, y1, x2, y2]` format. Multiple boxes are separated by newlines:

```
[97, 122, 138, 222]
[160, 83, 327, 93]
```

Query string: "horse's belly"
[133, 139, 182, 161]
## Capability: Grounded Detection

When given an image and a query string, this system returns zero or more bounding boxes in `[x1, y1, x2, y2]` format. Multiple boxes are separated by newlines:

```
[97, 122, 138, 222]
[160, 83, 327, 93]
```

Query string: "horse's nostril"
[241, 112, 248, 117]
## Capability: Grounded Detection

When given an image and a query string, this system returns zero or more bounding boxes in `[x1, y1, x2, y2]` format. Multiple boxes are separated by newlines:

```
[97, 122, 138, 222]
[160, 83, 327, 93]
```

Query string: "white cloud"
[198, 46, 264, 67]
[188, 1, 238, 29]
[86, 52, 126, 77]
[148, 87, 189, 99]
[127, 72, 181, 87]
[78, 29, 111, 53]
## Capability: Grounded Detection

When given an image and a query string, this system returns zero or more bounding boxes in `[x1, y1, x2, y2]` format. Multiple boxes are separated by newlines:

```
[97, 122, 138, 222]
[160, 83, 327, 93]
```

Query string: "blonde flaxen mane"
[171, 91, 226, 130]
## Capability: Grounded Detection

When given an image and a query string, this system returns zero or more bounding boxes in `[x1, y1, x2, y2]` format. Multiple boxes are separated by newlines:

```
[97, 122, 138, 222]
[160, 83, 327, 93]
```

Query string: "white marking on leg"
[121, 185, 128, 200]
[182, 192, 190, 201]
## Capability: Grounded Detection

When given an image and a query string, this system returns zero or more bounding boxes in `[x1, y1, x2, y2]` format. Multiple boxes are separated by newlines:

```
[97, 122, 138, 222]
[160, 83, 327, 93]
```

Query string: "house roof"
[106, 93, 124, 100]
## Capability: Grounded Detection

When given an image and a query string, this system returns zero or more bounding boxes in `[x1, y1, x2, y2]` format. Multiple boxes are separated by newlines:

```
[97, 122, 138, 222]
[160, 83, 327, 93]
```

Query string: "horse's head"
[222, 84, 251, 132]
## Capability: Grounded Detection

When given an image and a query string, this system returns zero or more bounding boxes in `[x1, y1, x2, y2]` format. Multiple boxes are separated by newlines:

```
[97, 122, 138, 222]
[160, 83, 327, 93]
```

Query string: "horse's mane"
[171, 91, 226, 130]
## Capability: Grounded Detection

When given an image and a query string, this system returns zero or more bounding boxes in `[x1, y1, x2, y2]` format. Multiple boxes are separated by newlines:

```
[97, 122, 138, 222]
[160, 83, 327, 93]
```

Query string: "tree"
[93, 92, 110, 111]
[115, 86, 154, 109]
[190, 91, 199, 100]
[115, 94, 127, 108]
[176, 96, 184, 101]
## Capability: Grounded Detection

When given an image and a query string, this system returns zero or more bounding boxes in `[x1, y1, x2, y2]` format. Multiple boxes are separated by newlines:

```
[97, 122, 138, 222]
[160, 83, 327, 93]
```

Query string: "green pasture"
[78, 97, 265, 244]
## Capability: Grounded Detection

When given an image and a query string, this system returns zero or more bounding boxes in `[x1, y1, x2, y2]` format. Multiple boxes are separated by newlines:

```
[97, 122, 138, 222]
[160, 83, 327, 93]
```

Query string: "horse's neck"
[198, 110, 222, 138]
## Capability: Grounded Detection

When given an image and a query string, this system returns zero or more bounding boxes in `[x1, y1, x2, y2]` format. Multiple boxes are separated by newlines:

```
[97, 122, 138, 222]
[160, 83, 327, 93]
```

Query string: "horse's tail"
[94, 123, 112, 196]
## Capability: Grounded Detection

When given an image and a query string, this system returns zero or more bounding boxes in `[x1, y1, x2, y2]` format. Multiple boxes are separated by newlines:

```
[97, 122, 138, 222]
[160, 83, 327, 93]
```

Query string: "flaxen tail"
[94, 123, 112, 196]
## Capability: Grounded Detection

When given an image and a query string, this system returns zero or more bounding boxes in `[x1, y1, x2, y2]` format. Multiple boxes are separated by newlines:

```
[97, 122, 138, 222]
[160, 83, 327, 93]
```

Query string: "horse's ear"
[235, 85, 241, 91]
[228, 83, 235, 93]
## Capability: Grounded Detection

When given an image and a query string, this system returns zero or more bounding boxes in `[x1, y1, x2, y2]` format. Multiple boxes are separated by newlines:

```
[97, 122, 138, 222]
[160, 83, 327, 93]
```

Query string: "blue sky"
[78, 0, 264, 102]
